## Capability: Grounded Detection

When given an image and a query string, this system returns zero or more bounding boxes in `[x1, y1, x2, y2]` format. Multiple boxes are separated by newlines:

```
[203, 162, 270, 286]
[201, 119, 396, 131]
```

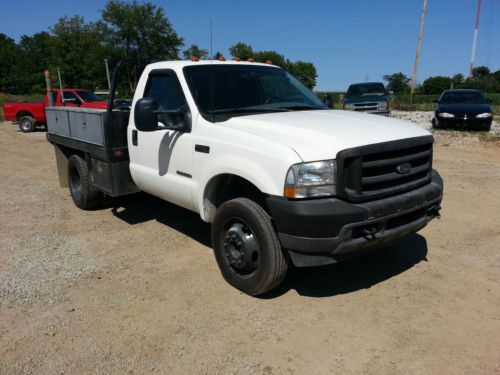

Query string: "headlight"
[377, 102, 388, 110]
[344, 104, 355, 110]
[284, 160, 336, 198]
[438, 112, 454, 118]
[476, 112, 492, 118]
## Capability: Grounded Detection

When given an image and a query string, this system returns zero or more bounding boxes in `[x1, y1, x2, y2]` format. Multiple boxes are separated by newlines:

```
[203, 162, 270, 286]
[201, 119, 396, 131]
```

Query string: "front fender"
[196, 155, 286, 222]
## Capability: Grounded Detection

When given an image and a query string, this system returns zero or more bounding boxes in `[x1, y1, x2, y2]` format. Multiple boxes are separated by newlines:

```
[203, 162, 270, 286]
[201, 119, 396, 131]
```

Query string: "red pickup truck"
[2, 89, 107, 132]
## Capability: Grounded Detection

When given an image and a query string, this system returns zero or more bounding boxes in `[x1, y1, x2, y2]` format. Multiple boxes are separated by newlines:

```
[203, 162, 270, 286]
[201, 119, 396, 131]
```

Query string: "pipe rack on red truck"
[2, 89, 107, 133]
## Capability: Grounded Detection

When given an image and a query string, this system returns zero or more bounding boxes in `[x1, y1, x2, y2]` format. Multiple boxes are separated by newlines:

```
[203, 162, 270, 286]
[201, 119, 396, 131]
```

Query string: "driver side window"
[144, 71, 187, 127]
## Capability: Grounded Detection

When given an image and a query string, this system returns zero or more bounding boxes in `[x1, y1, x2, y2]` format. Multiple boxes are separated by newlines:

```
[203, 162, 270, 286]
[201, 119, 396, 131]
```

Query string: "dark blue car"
[432, 89, 492, 131]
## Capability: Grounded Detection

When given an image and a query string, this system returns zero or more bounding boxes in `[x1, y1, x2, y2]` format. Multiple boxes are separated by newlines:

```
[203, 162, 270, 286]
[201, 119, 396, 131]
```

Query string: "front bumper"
[267, 171, 443, 266]
[436, 116, 492, 129]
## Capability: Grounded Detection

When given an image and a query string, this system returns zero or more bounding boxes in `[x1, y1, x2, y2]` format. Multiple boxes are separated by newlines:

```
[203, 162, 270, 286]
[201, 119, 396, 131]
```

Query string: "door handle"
[132, 130, 138, 146]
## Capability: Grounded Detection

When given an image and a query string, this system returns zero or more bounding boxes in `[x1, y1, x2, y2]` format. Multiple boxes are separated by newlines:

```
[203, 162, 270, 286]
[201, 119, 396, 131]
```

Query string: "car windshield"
[346, 84, 386, 98]
[183, 64, 326, 121]
[76, 90, 102, 102]
[440, 91, 486, 104]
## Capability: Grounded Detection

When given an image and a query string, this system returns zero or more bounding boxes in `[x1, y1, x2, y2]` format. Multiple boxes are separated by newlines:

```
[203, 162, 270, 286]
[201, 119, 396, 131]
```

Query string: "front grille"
[354, 103, 377, 111]
[336, 136, 434, 202]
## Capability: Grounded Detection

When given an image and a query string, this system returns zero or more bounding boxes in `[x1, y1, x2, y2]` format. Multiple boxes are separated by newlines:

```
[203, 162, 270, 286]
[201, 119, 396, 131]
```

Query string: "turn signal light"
[284, 186, 297, 199]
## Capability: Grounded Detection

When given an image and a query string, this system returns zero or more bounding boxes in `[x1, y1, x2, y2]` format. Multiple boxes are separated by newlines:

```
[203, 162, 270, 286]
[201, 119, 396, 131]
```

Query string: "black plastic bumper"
[267, 171, 443, 266]
[437, 117, 492, 129]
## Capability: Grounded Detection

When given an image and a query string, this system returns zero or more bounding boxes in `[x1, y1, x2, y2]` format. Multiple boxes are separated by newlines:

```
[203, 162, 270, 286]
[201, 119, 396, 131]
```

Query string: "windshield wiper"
[277, 105, 325, 111]
[208, 107, 287, 115]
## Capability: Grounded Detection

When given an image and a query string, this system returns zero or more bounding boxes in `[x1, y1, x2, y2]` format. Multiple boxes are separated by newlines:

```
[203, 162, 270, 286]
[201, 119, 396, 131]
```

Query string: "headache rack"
[336, 136, 434, 202]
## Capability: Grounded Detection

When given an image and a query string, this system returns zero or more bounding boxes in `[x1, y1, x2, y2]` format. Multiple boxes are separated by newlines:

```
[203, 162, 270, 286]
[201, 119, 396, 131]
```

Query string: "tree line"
[383, 67, 500, 96]
[0, 1, 317, 95]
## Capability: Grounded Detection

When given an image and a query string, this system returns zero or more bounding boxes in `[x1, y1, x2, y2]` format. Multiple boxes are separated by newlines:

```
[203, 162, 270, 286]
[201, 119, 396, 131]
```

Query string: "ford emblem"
[396, 162, 412, 174]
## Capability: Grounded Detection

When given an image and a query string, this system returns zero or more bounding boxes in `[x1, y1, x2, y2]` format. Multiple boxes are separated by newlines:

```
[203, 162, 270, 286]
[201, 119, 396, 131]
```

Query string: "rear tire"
[212, 198, 288, 296]
[67, 155, 101, 209]
[18, 116, 36, 133]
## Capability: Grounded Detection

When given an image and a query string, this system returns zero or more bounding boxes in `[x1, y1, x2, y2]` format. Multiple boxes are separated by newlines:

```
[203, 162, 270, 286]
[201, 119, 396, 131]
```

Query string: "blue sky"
[1, 0, 499, 90]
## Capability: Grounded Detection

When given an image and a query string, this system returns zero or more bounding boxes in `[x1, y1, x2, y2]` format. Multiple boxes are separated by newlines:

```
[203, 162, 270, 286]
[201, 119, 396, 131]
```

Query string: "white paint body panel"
[127, 61, 431, 221]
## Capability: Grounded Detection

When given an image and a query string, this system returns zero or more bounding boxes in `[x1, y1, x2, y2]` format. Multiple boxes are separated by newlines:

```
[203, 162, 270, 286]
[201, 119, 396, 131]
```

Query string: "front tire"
[212, 198, 288, 296]
[18, 116, 36, 133]
[67, 155, 101, 209]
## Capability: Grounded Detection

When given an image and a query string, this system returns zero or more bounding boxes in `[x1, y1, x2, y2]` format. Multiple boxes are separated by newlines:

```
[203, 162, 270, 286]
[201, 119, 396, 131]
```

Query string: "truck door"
[128, 69, 195, 211]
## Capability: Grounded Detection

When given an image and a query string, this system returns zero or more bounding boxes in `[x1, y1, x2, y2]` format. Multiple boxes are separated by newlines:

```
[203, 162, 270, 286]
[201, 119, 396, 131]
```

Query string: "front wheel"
[212, 198, 288, 296]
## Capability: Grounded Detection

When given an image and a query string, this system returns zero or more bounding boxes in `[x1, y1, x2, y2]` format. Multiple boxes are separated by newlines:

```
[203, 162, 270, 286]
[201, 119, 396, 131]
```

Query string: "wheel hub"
[223, 222, 259, 274]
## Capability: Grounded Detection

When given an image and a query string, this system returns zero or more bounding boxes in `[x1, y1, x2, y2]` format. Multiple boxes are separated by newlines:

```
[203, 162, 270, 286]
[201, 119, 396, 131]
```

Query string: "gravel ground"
[1, 118, 499, 374]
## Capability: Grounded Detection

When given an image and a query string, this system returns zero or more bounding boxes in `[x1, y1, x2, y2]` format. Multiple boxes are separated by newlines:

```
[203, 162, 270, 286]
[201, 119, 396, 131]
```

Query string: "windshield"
[183, 65, 325, 121]
[440, 91, 486, 104]
[76, 90, 102, 102]
[346, 84, 386, 98]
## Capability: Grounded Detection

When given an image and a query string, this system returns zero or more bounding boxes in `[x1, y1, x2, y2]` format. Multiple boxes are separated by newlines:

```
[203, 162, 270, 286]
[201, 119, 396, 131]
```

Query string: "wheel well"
[203, 174, 268, 223]
[16, 111, 34, 121]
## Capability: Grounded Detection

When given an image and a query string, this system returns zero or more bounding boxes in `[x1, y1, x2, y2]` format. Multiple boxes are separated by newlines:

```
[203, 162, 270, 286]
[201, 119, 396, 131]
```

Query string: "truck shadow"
[263, 234, 428, 298]
[110, 193, 212, 247]
[110, 193, 428, 299]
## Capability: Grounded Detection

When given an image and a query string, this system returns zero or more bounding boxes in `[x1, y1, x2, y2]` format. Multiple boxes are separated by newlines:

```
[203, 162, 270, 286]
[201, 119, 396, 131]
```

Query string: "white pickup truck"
[46, 60, 443, 295]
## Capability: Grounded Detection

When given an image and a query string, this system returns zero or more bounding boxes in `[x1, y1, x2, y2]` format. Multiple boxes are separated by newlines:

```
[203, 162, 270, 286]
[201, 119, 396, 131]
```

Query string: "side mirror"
[63, 98, 79, 105]
[432, 99, 439, 104]
[134, 98, 158, 131]
[323, 94, 333, 109]
[134, 97, 191, 132]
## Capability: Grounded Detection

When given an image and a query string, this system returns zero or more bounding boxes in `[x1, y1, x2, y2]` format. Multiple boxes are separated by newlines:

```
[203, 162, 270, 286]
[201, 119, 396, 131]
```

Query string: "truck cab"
[46, 60, 443, 295]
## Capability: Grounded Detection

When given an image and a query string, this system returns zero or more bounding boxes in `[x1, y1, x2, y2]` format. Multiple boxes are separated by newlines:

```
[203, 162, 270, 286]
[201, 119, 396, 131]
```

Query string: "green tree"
[253, 51, 288, 68]
[472, 66, 490, 80]
[182, 44, 208, 60]
[451, 73, 464, 89]
[494, 70, 500, 91]
[14, 32, 55, 93]
[288, 61, 317, 89]
[383, 72, 410, 94]
[420, 76, 452, 95]
[101, 0, 183, 60]
[229, 42, 253, 60]
[0, 34, 20, 93]
[50, 16, 109, 89]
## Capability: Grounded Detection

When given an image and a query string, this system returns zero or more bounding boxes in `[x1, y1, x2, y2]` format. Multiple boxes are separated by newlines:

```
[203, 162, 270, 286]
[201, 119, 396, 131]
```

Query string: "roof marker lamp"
[284, 160, 336, 199]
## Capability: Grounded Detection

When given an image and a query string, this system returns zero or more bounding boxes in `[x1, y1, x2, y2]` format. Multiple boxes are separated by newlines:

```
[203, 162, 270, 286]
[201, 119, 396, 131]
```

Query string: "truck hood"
[222, 110, 430, 161]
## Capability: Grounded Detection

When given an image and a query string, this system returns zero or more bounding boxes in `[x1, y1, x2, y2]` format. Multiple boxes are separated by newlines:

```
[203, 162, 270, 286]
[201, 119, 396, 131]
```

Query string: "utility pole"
[469, 0, 482, 78]
[410, 0, 427, 104]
